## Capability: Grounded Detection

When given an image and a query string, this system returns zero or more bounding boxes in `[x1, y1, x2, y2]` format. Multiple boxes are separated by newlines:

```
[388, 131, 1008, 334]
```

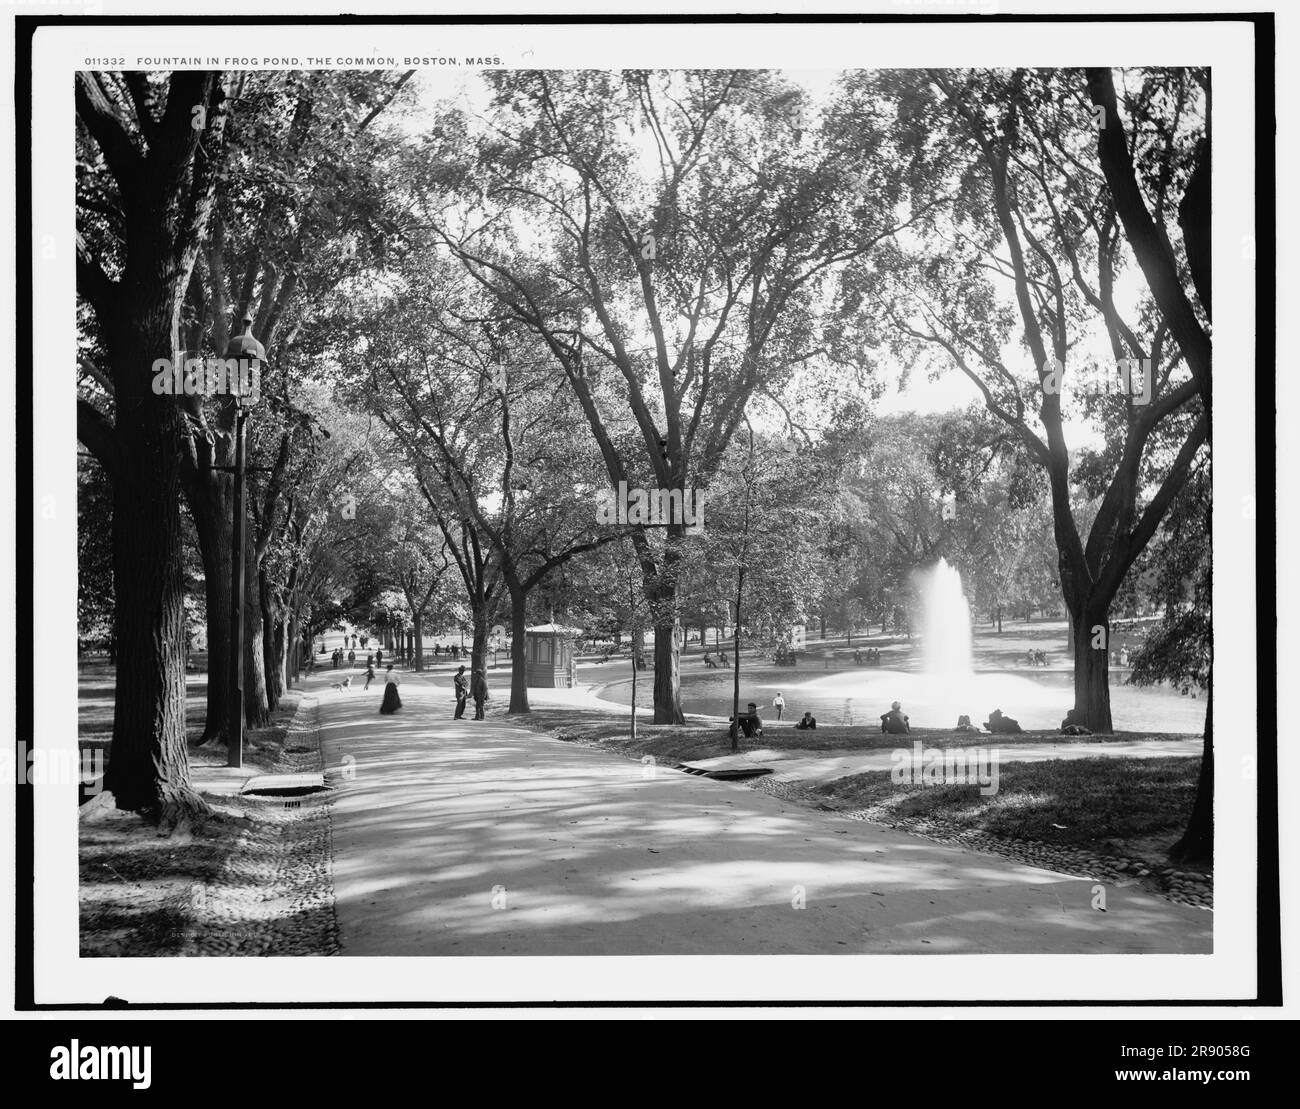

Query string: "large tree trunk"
[640, 539, 685, 724]
[413, 613, 425, 672]
[1071, 603, 1114, 733]
[470, 606, 490, 687]
[259, 570, 283, 711]
[242, 527, 270, 727]
[507, 587, 529, 714]
[103, 324, 207, 825]
[184, 474, 234, 747]
[77, 69, 225, 825]
[1171, 680, 1213, 862]
[651, 619, 684, 724]
[286, 609, 300, 688]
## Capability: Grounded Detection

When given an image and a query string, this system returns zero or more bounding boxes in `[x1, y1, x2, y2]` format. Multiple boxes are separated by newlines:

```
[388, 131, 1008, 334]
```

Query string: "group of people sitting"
[729, 693, 816, 738]
[886, 705, 1027, 734]
[854, 647, 883, 666]
[703, 649, 732, 669]
[1023, 649, 1048, 667]
[727, 696, 1101, 741]
[772, 644, 800, 666]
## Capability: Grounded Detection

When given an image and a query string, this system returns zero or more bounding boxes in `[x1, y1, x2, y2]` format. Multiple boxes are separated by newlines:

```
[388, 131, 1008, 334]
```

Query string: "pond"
[589, 663, 1206, 733]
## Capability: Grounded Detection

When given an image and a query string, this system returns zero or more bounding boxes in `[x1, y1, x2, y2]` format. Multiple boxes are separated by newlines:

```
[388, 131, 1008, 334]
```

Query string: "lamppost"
[224, 313, 265, 769]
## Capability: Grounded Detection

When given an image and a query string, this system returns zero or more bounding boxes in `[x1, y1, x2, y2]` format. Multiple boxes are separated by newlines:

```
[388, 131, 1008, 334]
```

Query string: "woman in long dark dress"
[379, 664, 402, 714]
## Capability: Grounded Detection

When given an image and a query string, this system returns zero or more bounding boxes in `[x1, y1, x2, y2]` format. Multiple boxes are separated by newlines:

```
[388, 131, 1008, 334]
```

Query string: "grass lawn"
[808, 755, 1202, 858]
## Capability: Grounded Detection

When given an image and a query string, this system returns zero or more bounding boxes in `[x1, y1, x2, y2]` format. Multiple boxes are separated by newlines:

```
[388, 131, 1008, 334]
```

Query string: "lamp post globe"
[224, 312, 266, 407]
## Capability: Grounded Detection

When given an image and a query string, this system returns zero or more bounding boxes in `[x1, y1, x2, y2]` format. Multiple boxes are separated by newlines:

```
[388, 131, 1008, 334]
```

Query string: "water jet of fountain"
[922, 558, 973, 679]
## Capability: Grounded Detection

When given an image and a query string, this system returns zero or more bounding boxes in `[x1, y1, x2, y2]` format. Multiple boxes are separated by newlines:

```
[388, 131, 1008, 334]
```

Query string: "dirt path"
[317, 674, 1211, 956]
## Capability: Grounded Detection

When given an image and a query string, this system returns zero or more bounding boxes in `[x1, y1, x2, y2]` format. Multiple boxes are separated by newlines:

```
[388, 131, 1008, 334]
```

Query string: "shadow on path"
[309, 672, 1211, 956]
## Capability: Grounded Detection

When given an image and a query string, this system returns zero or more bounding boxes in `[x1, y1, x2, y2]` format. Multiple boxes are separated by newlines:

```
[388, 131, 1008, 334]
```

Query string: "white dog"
[331, 676, 352, 693]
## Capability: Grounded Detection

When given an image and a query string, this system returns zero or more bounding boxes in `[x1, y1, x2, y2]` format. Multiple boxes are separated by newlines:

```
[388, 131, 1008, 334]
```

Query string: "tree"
[1127, 462, 1211, 862]
[861, 67, 1208, 731]
[351, 276, 624, 711]
[1084, 66, 1213, 860]
[176, 70, 414, 745]
[420, 69, 912, 721]
[75, 69, 230, 823]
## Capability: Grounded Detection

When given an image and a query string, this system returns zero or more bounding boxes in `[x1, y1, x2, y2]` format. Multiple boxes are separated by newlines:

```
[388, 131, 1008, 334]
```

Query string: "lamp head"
[223, 315, 265, 407]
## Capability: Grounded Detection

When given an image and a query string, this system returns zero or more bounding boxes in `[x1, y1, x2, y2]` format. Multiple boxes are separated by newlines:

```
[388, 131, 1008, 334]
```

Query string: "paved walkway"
[312, 673, 1210, 956]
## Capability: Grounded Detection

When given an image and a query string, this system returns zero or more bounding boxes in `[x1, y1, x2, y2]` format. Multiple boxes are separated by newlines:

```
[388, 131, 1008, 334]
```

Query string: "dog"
[331, 676, 352, 693]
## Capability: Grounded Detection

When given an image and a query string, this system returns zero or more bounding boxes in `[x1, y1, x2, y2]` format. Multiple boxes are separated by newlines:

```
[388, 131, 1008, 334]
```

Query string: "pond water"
[590, 665, 1206, 733]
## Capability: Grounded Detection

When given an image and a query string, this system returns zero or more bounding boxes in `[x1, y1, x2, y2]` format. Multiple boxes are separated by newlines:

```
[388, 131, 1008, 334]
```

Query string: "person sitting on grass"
[880, 701, 910, 734]
[1059, 707, 1092, 736]
[729, 702, 764, 741]
[703, 651, 717, 669]
[985, 708, 1024, 734]
[796, 710, 817, 730]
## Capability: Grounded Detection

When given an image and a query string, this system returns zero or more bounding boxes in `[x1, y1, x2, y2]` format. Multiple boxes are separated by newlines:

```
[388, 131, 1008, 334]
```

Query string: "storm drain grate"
[241, 772, 327, 797]
[675, 764, 773, 781]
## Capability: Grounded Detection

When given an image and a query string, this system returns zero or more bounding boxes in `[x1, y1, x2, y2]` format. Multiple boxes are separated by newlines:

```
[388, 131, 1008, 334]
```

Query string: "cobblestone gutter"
[181, 695, 341, 956]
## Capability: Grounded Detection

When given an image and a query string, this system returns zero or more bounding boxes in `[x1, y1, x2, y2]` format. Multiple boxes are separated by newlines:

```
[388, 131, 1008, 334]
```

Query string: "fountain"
[601, 553, 1207, 730]
[921, 557, 972, 680]
[772, 557, 1066, 728]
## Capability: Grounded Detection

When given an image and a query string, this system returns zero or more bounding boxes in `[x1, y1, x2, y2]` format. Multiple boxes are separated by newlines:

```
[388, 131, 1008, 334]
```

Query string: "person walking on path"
[379, 665, 402, 714]
[471, 669, 489, 720]
[772, 692, 786, 720]
[364, 662, 376, 691]
[348, 648, 356, 668]
[376, 648, 383, 669]
[453, 665, 469, 720]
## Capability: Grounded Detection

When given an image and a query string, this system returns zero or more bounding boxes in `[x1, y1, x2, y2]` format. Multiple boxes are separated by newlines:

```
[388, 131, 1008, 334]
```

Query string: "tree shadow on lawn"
[810, 756, 1202, 857]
